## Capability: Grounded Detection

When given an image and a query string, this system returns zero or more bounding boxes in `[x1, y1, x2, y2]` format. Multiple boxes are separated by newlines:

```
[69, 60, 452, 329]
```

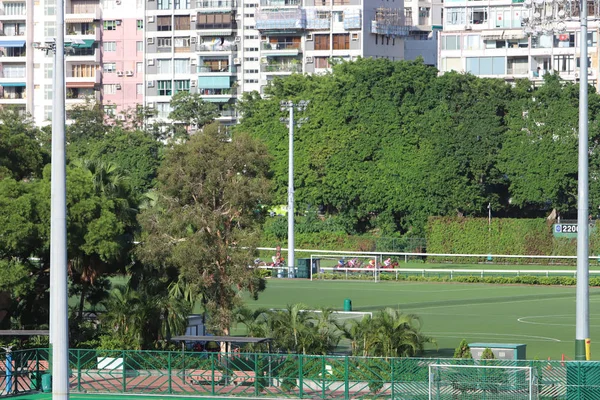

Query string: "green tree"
[137, 122, 271, 336]
[454, 339, 473, 359]
[169, 91, 219, 129]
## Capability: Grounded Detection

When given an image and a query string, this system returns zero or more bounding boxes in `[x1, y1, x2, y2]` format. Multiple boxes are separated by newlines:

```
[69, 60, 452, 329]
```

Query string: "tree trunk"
[77, 283, 88, 321]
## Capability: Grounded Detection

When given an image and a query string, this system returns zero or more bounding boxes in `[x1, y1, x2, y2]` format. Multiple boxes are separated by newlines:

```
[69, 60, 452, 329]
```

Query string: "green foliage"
[481, 347, 496, 360]
[137, 123, 272, 336]
[169, 91, 219, 129]
[454, 339, 473, 359]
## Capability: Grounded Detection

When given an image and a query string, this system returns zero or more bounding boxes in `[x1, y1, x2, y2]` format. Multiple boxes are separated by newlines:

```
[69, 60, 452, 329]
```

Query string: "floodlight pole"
[575, 0, 590, 361]
[280, 101, 308, 278]
[50, 0, 69, 396]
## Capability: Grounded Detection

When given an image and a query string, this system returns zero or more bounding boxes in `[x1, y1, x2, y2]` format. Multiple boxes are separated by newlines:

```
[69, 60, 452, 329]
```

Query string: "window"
[332, 34, 349, 50]
[175, 15, 191, 30]
[554, 33, 575, 48]
[103, 0, 116, 9]
[332, 11, 343, 22]
[174, 37, 191, 49]
[137, 83, 144, 95]
[553, 54, 574, 72]
[174, 79, 190, 93]
[44, 105, 52, 121]
[137, 20, 144, 30]
[576, 31, 598, 47]
[104, 20, 117, 30]
[464, 35, 481, 50]
[244, 13, 254, 18]
[442, 35, 461, 50]
[244, 79, 258, 83]
[157, 16, 172, 31]
[245, 25, 255, 29]
[174, 0, 190, 8]
[44, 63, 53, 79]
[197, 13, 233, 29]
[137, 62, 143, 72]
[45, 0, 56, 16]
[466, 56, 505, 75]
[174, 58, 190, 74]
[158, 80, 172, 96]
[245, 57, 258, 62]
[137, 41, 143, 52]
[245, 35, 258, 40]
[103, 62, 116, 72]
[244, 69, 258, 74]
[532, 34, 552, 48]
[576, 56, 592, 68]
[157, 59, 172, 74]
[157, 37, 172, 48]
[315, 57, 330, 69]
[315, 34, 329, 50]
[507, 56, 527, 74]
[447, 9, 465, 25]
[244, 47, 258, 51]
[44, 85, 52, 100]
[156, 102, 172, 119]
[104, 105, 116, 116]
[158, 0, 171, 9]
[104, 84, 117, 95]
[103, 42, 117, 52]
[442, 57, 462, 72]
[44, 21, 56, 37]
[469, 7, 487, 25]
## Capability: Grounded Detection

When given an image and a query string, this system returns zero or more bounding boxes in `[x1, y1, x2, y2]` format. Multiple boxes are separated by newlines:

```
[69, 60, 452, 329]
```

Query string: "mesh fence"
[2, 348, 600, 399]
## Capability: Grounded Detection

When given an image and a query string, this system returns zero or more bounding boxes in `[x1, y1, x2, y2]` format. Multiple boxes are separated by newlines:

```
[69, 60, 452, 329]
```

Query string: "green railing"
[2, 348, 600, 399]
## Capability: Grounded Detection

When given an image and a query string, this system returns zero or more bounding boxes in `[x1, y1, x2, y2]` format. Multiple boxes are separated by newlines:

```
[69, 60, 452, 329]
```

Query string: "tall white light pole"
[280, 100, 309, 278]
[51, 0, 70, 396]
[523, 0, 590, 360]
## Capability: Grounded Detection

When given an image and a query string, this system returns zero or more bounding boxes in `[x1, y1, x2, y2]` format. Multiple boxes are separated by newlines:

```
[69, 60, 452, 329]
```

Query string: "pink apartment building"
[100, 11, 144, 116]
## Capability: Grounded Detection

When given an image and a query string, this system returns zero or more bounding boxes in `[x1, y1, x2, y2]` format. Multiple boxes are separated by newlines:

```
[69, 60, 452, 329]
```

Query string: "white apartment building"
[438, 0, 600, 88]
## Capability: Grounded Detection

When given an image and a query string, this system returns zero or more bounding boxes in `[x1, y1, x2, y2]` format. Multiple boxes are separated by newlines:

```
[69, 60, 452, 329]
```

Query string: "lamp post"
[279, 100, 309, 278]
[34, 0, 69, 396]
[523, 0, 590, 360]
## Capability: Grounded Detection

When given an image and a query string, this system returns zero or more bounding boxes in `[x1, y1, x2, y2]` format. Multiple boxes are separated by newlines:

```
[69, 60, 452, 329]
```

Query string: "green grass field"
[242, 279, 600, 361]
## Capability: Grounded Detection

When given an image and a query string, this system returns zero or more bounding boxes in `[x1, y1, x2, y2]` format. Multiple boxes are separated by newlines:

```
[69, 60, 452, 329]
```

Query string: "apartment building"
[438, 0, 600, 88]
[1, 0, 441, 126]
[143, 0, 425, 127]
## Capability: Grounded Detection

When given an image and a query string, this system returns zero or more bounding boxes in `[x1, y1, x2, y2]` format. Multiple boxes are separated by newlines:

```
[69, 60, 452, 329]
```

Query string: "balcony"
[198, 87, 237, 102]
[0, 8, 26, 21]
[196, 42, 237, 53]
[66, 69, 101, 85]
[371, 21, 409, 37]
[66, 26, 101, 42]
[197, 63, 236, 75]
[255, 9, 306, 31]
[0, 43, 25, 62]
[260, 0, 300, 7]
[196, 0, 236, 11]
[65, 7, 101, 23]
[260, 62, 302, 74]
[66, 47, 100, 63]
[261, 41, 301, 56]
[0, 86, 25, 104]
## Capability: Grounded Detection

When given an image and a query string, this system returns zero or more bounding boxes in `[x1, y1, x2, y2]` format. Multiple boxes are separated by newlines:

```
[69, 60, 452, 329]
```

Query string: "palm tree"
[99, 285, 145, 349]
[268, 303, 313, 354]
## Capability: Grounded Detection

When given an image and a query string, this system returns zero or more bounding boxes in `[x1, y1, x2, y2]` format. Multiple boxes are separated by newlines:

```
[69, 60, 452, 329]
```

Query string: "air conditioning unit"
[306, 34, 313, 41]
[233, 57, 241, 65]
[116, 71, 124, 76]
[464, 25, 472, 30]
[147, 37, 154, 45]
[306, 56, 313, 63]
[116, 20, 122, 25]
[147, 80, 155, 87]
[191, 36, 197, 44]
[191, 80, 197, 87]
[116, 84, 122, 90]
[117, 114, 125, 120]
[191, 15, 197, 22]
[147, 102, 155, 108]
[148, 16, 155, 23]
[190, 58, 197, 65]
[147, 58, 155, 66]
[125, 70, 134, 76]
[235, 36, 241, 42]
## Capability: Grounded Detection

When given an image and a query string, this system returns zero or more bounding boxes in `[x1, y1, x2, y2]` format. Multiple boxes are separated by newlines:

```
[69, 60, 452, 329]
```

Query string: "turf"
[12, 394, 252, 400]
[242, 279, 600, 361]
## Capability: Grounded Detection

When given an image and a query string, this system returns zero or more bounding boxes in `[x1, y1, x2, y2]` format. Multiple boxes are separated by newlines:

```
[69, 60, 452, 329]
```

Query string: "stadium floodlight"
[523, 0, 590, 360]
[279, 100, 309, 279]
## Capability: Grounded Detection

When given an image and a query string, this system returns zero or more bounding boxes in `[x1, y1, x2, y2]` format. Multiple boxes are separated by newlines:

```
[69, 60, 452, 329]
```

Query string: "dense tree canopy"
[237, 58, 600, 235]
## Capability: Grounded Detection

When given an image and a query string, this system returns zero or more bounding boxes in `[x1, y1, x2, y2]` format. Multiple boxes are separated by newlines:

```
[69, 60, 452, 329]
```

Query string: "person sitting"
[338, 259, 345, 268]
[368, 259, 376, 268]
[383, 258, 392, 268]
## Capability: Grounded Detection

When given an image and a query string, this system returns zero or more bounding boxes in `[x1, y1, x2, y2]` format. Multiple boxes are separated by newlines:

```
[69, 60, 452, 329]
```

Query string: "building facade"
[438, 0, 600, 88]
[1, 0, 441, 126]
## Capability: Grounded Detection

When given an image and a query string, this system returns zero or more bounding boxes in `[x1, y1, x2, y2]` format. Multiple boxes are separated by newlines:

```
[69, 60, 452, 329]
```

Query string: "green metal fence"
[1, 348, 600, 399]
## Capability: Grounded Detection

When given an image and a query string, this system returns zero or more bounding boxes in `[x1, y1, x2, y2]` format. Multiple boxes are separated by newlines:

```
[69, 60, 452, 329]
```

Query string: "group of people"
[336, 258, 398, 269]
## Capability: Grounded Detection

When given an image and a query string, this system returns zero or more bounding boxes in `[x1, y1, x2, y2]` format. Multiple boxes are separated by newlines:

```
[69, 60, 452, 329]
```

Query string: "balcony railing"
[261, 42, 301, 50]
[261, 63, 302, 73]
[0, 91, 25, 99]
[196, 43, 237, 52]
[198, 88, 236, 95]
[197, 65, 234, 73]
[0, 9, 27, 17]
[260, 0, 300, 6]
[0, 31, 25, 36]
[197, 0, 235, 7]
